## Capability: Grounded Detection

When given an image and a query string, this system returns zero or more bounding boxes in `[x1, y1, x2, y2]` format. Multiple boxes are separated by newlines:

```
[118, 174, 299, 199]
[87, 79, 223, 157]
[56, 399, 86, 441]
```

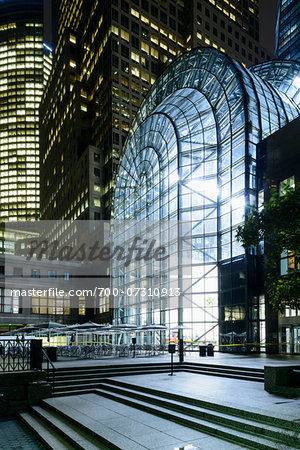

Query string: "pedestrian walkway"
[0, 418, 44, 450]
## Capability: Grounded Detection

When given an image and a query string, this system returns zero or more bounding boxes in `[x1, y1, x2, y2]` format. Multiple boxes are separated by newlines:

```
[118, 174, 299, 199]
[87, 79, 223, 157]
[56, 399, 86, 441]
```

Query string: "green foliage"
[267, 271, 300, 313]
[236, 184, 300, 311]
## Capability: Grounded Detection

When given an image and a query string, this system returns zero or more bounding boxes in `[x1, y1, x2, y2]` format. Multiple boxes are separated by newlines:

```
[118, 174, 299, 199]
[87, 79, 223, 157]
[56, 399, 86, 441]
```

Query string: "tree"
[236, 184, 300, 312]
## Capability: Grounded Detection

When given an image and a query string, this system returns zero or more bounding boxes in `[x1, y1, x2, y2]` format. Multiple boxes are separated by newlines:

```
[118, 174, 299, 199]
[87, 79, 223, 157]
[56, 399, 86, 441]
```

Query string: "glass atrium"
[112, 48, 300, 348]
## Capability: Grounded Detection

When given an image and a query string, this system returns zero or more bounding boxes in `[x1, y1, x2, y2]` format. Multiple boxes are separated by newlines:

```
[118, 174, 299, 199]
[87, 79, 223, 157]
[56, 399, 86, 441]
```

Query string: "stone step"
[54, 370, 176, 386]
[54, 382, 105, 394]
[104, 379, 297, 433]
[54, 367, 174, 382]
[51, 362, 173, 374]
[54, 366, 263, 381]
[18, 410, 72, 450]
[42, 397, 150, 450]
[51, 361, 264, 376]
[20, 403, 124, 450]
[32, 405, 107, 450]
[52, 363, 264, 390]
[184, 364, 264, 376]
[98, 381, 300, 447]
[53, 388, 96, 397]
[53, 370, 178, 394]
[53, 369, 262, 393]
[93, 386, 284, 450]
[183, 368, 264, 382]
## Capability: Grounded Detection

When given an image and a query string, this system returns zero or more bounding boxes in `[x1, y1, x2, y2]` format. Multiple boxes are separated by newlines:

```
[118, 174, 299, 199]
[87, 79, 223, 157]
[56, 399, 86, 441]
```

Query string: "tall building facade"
[276, 0, 300, 62]
[112, 49, 300, 350]
[0, 0, 52, 221]
[40, 0, 272, 222]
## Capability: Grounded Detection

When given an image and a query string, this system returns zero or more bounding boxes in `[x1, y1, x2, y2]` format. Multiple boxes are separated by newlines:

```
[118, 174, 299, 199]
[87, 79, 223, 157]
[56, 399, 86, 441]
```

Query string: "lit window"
[141, 71, 149, 82]
[122, 122, 129, 131]
[279, 176, 295, 196]
[112, 25, 119, 35]
[131, 8, 139, 18]
[78, 297, 86, 315]
[151, 48, 159, 59]
[94, 198, 101, 207]
[120, 29, 129, 41]
[141, 42, 149, 54]
[131, 51, 139, 63]
[131, 66, 140, 77]
[151, 36, 159, 45]
[69, 34, 76, 44]
[141, 15, 149, 24]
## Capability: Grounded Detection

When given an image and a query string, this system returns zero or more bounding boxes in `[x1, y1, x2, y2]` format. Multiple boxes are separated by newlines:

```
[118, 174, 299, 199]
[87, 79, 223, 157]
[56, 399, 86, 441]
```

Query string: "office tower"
[112, 48, 300, 350]
[186, 0, 266, 66]
[0, 0, 52, 221]
[40, 0, 272, 222]
[276, 0, 300, 62]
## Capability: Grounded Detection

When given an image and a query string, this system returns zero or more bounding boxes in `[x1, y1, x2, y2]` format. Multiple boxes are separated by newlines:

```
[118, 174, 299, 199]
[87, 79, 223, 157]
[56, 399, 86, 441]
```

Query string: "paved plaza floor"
[0, 418, 44, 450]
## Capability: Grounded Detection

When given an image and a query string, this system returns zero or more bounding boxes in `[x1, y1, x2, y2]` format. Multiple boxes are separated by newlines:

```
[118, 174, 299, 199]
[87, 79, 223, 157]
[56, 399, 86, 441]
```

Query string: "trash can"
[199, 345, 207, 357]
[46, 347, 57, 362]
[30, 339, 43, 370]
[207, 343, 214, 356]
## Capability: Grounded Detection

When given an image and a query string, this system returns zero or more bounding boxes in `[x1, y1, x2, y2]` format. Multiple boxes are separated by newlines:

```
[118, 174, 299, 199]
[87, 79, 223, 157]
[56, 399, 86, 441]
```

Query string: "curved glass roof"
[250, 59, 300, 107]
[112, 48, 300, 340]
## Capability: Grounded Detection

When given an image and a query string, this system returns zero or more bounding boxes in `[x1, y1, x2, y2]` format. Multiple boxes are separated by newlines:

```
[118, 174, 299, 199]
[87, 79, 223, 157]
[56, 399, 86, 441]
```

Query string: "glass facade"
[0, 1, 52, 221]
[276, 0, 300, 62]
[112, 48, 300, 348]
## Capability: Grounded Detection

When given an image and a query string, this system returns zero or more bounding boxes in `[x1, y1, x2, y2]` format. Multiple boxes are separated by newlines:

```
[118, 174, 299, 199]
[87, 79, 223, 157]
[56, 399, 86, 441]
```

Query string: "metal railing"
[0, 338, 31, 371]
[42, 347, 56, 393]
[56, 343, 167, 359]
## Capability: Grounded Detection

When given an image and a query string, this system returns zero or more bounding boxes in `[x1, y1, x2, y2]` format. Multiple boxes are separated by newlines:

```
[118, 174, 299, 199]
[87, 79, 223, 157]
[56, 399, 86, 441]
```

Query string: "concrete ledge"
[0, 370, 52, 417]
[264, 365, 300, 397]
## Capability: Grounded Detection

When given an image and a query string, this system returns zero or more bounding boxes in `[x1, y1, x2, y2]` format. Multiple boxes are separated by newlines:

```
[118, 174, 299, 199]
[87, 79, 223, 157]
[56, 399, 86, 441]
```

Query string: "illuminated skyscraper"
[276, 0, 300, 62]
[0, 0, 52, 221]
[40, 0, 272, 221]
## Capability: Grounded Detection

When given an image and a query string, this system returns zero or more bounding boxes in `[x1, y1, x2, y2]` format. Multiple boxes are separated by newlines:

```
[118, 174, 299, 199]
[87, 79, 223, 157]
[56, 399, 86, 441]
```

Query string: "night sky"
[259, 0, 278, 54]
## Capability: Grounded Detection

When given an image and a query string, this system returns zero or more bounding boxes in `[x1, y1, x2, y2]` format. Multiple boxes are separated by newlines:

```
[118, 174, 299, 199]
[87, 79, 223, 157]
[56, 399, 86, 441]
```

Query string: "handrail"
[42, 347, 55, 394]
